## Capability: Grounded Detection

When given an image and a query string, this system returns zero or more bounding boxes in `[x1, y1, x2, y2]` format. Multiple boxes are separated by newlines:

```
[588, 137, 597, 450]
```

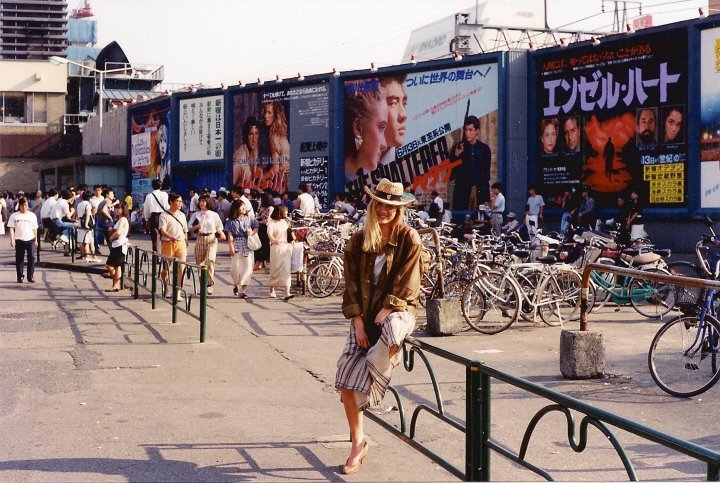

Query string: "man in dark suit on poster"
[450, 115, 492, 211]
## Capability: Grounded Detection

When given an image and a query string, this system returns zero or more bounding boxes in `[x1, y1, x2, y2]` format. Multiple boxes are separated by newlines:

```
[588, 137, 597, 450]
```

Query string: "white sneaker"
[175, 292, 184, 302]
[207, 285, 214, 295]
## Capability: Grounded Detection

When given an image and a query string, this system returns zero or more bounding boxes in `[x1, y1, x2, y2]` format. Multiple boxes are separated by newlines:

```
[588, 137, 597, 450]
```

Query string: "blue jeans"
[50, 218, 77, 238]
[560, 212, 573, 234]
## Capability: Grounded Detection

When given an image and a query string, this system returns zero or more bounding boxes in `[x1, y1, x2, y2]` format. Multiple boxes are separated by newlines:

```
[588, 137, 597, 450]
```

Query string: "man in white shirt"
[297, 183, 316, 217]
[50, 190, 78, 244]
[89, 185, 105, 253]
[525, 185, 545, 238]
[489, 182, 505, 237]
[8, 197, 38, 283]
[40, 189, 58, 230]
[187, 188, 199, 218]
[307, 184, 322, 212]
[143, 179, 170, 253]
[159, 192, 189, 300]
[239, 188, 255, 219]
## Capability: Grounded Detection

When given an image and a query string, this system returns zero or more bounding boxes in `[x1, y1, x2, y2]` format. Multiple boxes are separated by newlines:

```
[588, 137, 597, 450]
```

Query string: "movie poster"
[129, 99, 171, 207]
[231, 82, 330, 205]
[178, 95, 224, 162]
[343, 63, 499, 211]
[700, 27, 720, 209]
[535, 30, 688, 209]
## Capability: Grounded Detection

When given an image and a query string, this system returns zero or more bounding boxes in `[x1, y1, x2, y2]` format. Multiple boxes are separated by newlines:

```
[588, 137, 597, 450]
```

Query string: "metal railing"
[122, 245, 209, 342]
[368, 336, 720, 481]
[579, 263, 720, 331]
[37, 226, 77, 263]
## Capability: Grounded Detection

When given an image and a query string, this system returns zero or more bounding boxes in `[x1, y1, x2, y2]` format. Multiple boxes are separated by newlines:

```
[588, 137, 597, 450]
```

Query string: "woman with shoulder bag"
[225, 201, 258, 298]
[335, 179, 422, 475]
[77, 192, 99, 263]
[105, 203, 130, 292]
[266, 203, 293, 300]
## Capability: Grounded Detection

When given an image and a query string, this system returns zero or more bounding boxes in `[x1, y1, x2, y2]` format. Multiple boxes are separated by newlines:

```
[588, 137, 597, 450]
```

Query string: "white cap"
[210, 190, 217, 198]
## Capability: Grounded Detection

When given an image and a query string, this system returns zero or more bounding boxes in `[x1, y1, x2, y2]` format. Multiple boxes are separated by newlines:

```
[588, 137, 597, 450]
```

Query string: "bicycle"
[461, 251, 582, 334]
[648, 283, 720, 397]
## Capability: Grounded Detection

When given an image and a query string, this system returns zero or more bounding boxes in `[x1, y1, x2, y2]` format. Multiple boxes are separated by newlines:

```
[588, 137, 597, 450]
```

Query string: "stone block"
[560, 329, 605, 379]
[426, 298, 463, 336]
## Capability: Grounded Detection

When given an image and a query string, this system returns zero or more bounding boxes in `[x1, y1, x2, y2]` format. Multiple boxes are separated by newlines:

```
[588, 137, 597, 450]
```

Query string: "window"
[1, 92, 48, 124]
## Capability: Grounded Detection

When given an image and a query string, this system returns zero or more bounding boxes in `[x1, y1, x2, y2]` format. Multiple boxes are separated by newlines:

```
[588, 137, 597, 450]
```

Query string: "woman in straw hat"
[334, 178, 422, 475]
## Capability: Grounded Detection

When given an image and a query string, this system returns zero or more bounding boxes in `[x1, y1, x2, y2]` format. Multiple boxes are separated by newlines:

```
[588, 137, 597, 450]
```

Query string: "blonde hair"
[361, 199, 405, 253]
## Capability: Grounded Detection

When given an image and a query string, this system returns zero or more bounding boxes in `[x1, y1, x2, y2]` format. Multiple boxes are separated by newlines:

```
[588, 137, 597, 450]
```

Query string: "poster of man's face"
[562, 116, 581, 152]
[636, 107, 658, 146]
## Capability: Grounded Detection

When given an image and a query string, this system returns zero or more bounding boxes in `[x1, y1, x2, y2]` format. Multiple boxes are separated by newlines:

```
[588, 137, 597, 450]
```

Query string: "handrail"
[366, 335, 720, 481]
[579, 263, 720, 331]
[122, 245, 209, 342]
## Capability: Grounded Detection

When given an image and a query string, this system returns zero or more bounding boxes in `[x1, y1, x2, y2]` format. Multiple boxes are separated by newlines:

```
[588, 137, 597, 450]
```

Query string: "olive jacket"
[342, 224, 422, 323]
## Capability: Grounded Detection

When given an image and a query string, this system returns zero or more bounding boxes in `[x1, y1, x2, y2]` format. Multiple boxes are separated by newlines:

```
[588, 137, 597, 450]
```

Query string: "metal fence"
[121, 245, 209, 342]
[367, 335, 720, 481]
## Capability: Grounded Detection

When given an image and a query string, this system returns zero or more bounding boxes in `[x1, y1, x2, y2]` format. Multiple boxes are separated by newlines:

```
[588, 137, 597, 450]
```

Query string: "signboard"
[231, 82, 330, 204]
[343, 62, 499, 211]
[700, 27, 720, 208]
[534, 30, 688, 209]
[129, 99, 171, 206]
[179, 95, 224, 162]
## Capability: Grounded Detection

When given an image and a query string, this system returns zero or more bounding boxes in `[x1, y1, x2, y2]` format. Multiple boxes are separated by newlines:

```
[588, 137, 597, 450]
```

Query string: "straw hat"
[364, 178, 412, 206]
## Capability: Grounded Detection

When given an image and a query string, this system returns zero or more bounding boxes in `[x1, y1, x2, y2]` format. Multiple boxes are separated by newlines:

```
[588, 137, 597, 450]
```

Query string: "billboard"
[700, 27, 720, 209]
[343, 62, 499, 211]
[129, 99, 171, 206]
[231, 82, 330, 204]
[534, 30, 688, 209]
[178, 95, 224, 162]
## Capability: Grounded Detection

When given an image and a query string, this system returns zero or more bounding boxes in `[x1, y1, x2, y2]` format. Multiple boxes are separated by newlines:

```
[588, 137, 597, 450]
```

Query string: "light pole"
[49, 55, 131, 154]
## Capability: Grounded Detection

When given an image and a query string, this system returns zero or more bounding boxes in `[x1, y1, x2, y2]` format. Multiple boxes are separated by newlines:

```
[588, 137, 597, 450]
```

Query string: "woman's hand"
[374, 307, 393, 325]
[352, 315, 370, 349]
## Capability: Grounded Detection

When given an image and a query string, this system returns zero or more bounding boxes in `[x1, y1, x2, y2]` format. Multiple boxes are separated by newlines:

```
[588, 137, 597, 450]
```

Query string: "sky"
[84, 0, 709, 87]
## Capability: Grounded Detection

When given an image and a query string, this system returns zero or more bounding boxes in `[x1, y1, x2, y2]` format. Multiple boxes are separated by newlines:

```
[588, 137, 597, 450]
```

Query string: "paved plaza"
[1, 235, 718, 481]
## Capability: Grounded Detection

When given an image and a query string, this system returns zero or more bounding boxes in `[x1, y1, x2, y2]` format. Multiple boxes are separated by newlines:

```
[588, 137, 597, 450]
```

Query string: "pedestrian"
[334, 178, 421, 475]
[254, 192, 274, 271]
[8, 197, 38, 283]
[525, 185, 545, 238]
[76, 191, 99, 263]
[189, 194, 226, 295]
[489, 182, 505, 237]
[225, 201, 259, 298]
[142, 179, 170, 253]
[104, 203, 129, 292]
[159, 193, 189, 301]
[267, 203, 293, 300]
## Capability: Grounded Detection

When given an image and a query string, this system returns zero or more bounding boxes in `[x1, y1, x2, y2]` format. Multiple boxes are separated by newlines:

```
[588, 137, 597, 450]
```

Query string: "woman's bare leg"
[340, 388, 365, 463]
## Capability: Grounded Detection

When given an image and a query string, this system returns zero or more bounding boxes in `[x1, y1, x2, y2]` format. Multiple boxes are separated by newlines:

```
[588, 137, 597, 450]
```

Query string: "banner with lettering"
[178, 95, 224, 162]
[231, 82, 330, 205]
[129, 98, 171, 206]
[343, 63, 499, 211]
[534, 29, 688, 208]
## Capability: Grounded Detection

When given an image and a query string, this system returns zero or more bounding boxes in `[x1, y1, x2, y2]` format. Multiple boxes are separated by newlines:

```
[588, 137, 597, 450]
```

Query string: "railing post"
[70, 227, 76, 263]
[36, 230, 41, 263]
[709, 462, 720, 481]
[172, 259, 178, 324]
[466, 362, 483, 481]
[133, 246, 140, 299]
[199, 266, 208, 343]
[151, 253, 157, 309]
[479, 371, 491, 481]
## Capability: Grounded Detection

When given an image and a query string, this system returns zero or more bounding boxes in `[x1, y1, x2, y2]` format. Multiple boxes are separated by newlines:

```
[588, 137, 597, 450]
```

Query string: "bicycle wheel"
[648, 315, 720, 397]
[629, 269, 675, 318]
[306, 262, 341, 298]
[538, 269, 582, 326]
[516, 267, 542, 323]
[592, 257, 617, 304]
[667, 261, 705, 311]
[461, 271, 519, 334]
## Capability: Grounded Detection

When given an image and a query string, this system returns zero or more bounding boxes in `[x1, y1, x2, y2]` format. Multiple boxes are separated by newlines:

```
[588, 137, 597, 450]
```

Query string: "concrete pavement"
[1, 234, 719, 481]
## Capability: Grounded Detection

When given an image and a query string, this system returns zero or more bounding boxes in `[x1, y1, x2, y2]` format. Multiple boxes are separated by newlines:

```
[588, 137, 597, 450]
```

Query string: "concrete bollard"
[560, 329, 605, 379]
[426, 298, 463, 335]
